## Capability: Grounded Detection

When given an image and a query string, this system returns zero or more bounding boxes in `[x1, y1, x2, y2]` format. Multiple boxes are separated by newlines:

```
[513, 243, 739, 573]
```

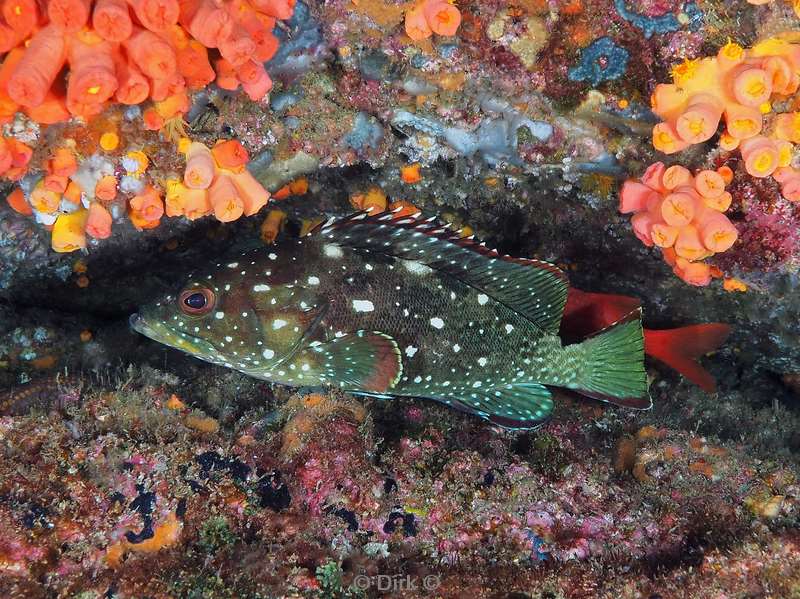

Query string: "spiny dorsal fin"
[311, 210, 569, 334]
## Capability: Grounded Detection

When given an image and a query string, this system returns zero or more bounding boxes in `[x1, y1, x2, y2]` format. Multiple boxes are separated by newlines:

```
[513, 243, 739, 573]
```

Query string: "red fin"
[561, 288, 641, 341]
[644, 324, 731, 392]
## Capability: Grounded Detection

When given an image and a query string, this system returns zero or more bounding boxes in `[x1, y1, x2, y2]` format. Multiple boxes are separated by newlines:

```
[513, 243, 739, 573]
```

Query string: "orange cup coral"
[620, 163, 737, 286]
[405, 0, 461, 41]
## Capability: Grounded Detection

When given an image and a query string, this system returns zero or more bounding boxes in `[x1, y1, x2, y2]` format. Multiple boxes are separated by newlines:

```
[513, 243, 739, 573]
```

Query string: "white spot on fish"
[226, 262, 239, 268]
[253, 284, 271, 292]
[215, 312, 224, 319]
[307, 276, 320, 285]
[430, 317, 444, 329]
[403, 260, 432, 275]
[268, 253, 278, 260]
[477, 294, 489, 305]
[452, 344, 461, 353]
[323, 243, 343, 258]
[272, 319, 288, 330]
[478, 357, 488, 367]
[405, 346, 418, 357]
[505, 324, 514, 333]
[413, 376, 422, 383]
[352, 299, 375, 313]
[225, 336, 233, 342]
[262, 349, 275, 359]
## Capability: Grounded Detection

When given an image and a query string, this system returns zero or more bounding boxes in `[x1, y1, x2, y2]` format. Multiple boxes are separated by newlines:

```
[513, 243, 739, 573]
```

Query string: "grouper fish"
[130, 210, 649, 429]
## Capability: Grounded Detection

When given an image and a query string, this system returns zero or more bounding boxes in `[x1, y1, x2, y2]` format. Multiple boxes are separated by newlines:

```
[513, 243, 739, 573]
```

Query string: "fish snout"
[129, 313, 144, 332]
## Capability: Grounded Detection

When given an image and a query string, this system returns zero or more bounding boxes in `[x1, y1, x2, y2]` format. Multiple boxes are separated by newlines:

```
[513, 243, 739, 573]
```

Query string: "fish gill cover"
[0, 0, 798, 597]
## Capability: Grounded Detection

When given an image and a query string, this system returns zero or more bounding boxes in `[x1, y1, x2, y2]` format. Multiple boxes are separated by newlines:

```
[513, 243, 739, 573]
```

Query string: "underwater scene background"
[0, 0, 799, 597]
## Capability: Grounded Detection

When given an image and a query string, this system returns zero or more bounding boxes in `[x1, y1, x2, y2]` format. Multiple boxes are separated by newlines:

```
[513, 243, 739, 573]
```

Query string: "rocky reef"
[1, 0, 800, 597]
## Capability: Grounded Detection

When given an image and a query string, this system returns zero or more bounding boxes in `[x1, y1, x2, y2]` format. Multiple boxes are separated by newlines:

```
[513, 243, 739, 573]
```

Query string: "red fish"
[561, 288, 730, 392]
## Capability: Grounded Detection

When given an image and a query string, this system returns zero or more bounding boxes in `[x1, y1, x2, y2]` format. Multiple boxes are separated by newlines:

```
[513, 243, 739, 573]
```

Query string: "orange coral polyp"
[209, 173, 244, 222]
[732, 67, 772, 107]
[652, 122, 688, 154]
[86, 201, 112, 238]
[130, 186, 164, 222]
[676, 98, 722, 143]
[182, 187, 213, 220]
[661, 191, 696, 227]
[650, 223, 679, 248]
[184, 142, 215, 189]
[7, 26, 68, 108]
[724, 104, 762, 139]
[67, 38, 119, 105]
[48, 0, 92, 33]
[212, 139, 249, 171]
[95, 174, 117, 201]
[3, 0, 38, 39]
[230, 169, 269, 216]
[124, 28, 177, 79]
[619, 180, 657, 213]
[92, 0, 133, 42]
[423, 1, 461, 36]
[662, 165, 693, 190]
[694, 170, 726, 198]
[130, 0, 179, 33]
[405, 5, 432, 41]
[699, 214, 738, 253]
[741, 136, 778, 177]
[674, 225, 708, 261]
[187, 0, 233, 48]
[51, 209, 89, 252]
[5, 186, 31, 215]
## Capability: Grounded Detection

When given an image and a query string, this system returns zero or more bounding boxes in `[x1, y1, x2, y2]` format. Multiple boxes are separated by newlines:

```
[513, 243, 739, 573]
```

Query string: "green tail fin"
[575, 312, 650, 409]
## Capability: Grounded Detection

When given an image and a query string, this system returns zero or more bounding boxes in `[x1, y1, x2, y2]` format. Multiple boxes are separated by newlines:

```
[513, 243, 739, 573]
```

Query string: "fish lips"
[129, 313, 154, 338]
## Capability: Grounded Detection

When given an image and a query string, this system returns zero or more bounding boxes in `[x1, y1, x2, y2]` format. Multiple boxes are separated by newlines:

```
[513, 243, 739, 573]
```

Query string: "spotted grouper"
[130, 210, 649, 429]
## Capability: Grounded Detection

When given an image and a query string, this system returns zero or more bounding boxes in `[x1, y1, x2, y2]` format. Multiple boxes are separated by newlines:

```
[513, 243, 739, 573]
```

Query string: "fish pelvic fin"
[644, 324, 731, 392]
[573, 310, 650, 409]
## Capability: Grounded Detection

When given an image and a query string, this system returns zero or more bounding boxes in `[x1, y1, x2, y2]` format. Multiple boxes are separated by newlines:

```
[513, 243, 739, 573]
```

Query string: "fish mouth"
[129, 313, 148, 335]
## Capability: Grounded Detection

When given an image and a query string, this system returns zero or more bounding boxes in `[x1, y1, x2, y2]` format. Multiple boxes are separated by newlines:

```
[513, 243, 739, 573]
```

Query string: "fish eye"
[178, 288, 215, 316]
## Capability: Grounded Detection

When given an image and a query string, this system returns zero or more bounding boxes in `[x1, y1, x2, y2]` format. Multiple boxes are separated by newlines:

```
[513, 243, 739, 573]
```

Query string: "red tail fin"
[643, 324, 731, 392]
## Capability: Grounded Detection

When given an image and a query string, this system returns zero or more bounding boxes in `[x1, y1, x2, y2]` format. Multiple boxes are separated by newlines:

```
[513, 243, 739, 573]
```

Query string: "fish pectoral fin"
[311, 331, 402, 392]
[445, 383, 554, 430]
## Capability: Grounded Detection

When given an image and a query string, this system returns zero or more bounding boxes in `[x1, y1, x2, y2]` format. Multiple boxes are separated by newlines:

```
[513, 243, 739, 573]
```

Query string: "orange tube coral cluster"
[620, 162, 738, 286]
[651, 37, 800, 202]
[165, 139, 270, 222]
[0, 135, 32, 183]
[0, 0, 292, 127]
[405, 0, 461, 41]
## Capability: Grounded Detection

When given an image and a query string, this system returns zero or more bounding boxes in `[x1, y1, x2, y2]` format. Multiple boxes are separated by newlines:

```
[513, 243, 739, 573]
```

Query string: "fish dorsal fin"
[443, 383, 554, 430]
[312, 211, 569, 334]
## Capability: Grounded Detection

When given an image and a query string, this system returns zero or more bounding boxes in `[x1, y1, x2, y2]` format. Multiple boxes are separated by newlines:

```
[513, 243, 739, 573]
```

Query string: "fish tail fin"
[573, 310, 650, 409]
[644, 324, 731, 392]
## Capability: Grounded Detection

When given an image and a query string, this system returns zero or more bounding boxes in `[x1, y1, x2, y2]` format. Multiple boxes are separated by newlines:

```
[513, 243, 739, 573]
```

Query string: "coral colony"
[0, 0, 291, 251]
[2, 0, 800, 598]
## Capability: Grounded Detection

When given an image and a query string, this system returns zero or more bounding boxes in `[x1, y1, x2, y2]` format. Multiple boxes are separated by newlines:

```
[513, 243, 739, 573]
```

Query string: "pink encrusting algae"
[0, 0, 291, 252]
